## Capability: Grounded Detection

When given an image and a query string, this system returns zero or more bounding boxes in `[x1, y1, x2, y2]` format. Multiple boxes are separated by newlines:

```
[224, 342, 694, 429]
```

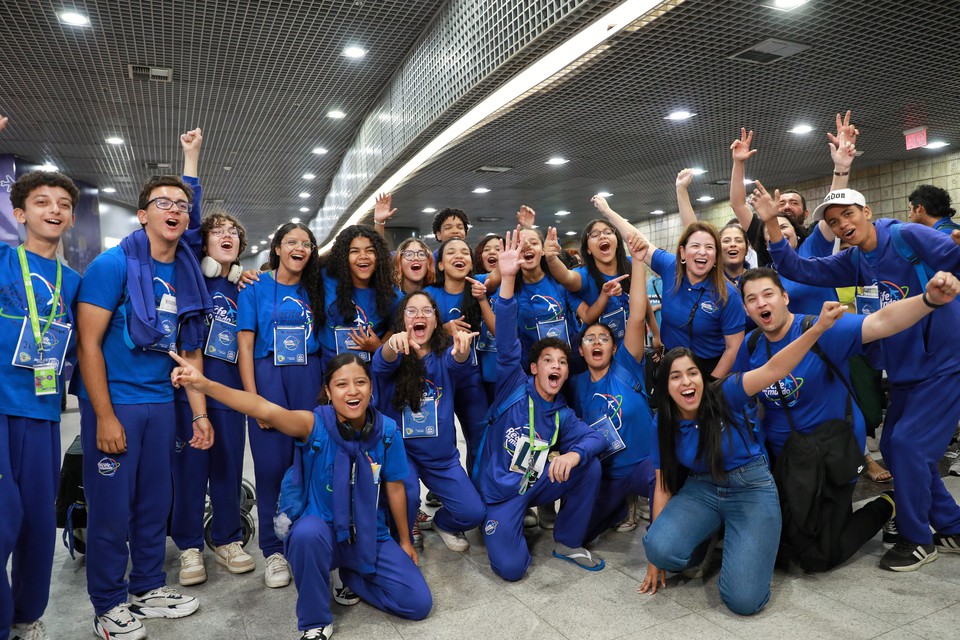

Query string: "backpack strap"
[799, 315, 865, 421]
[934, 217, 960, 234]
[471, 383, 529, 479]
[890, 222, 935, 290]
[746, 327, 762, 356]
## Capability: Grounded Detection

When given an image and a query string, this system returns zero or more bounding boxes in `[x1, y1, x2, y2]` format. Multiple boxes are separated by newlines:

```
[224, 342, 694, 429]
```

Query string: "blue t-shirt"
[573, 264, 630, 326]
[237, 272, 319, 360]
[301, 412, 407, 542]
[318, 267, 397, 369]
[778, 225, 839, 315]
[496, 273, 580, 361]
[77, 246, 180, 404]
[651, 249, 745, 359]
[0, 245, 81, 421]
[371, 347, 470, 465]
[651, 375, 763, 474]
[733, 314, 866, 456]
[570, 346, 653, 479]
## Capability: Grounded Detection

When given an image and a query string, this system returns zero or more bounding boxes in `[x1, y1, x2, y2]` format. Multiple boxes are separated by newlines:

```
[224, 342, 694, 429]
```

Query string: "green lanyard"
[17, 245, 62, 359]
[519, 396, 560, 494]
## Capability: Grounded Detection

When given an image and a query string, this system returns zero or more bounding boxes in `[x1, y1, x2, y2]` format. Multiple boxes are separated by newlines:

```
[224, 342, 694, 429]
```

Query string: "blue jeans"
[643, 456, 781, 616]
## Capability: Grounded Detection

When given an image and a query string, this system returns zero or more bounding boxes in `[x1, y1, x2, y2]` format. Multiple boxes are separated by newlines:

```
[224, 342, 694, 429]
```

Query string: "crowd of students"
[3, 110, 960, 640]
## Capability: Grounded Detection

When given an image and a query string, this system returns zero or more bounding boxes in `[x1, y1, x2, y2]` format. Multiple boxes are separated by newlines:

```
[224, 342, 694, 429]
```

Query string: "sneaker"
[416, 508, 434, 531]
[637, 495, 651, 521]
[435, 525, 470, 552]
[934, 532, 960, 554]
[616, 495, 639, 532]
[264, 552, 292, 588]
[129, 586, 199, 619]
[331, 568, 360, 606]
[178, 548, 206, 586]
[215, 541, 256, 574]
[425, 490, 442, 507]
[523, 508, 538, 529]
[10, 620, 49, 640]
[301, 626, 332, 640]
[949, 457, 960, 477]
[538, 501, 557, 530]
[94, 603, 145, 640]
[411, 518, 423, 549]
[879, 539, 938, 571]
[882, 518, 899, 546]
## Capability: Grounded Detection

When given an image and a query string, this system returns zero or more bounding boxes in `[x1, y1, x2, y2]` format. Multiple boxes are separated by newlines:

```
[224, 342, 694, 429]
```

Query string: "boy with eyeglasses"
[76, 132, 214, 638]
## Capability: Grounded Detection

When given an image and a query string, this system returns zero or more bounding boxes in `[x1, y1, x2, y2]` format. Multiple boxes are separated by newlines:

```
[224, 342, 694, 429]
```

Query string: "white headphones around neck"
[201, 256, 243, 284]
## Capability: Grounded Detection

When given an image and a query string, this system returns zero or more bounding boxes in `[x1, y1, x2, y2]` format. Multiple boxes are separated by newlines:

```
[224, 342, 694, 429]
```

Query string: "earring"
[680, 258, 686, 265]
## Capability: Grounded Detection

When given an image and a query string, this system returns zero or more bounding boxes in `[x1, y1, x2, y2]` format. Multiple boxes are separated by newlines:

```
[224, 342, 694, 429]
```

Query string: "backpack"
[56, 435, 87, 558]
[850, 220, 936, 290]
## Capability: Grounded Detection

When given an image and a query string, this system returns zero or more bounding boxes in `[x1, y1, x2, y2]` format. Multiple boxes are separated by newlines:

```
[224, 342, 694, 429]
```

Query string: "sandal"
[866, 459, 893, 483]
[552, 545, 605, 572]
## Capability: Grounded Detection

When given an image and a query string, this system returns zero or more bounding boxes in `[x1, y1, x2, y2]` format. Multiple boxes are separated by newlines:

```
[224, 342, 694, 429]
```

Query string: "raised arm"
[544, 226, 582, 292]
[820, 111, 861, 241]
[729, 128, 758, 230]
[676, 168, 698, 228]
[181, 128, 202, 178]
[372, 192, 397, 240]
[591, 195, 657, 266]
[623, 233, 649, 360]
[861, 271, 960, 343]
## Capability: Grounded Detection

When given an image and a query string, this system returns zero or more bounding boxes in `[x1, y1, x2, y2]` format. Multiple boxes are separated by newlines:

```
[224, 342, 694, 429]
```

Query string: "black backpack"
[56, 435, 87, 558]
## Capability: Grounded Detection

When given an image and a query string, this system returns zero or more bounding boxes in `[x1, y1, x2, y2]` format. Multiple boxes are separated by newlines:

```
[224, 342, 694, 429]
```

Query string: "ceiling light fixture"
[665, 110, 696, 121]
[546, 157, 569, 165]
[298, 192, 310, 198]
[40, 163, 58, 171]
[697, 195, 715, 202]
[312, 147, 328, 155]
[102, 187, 117, 193]
[291, 217, 301, 224]
[327, 110, 346, 119]
[472, 188, 490, 194]
[690, 168, 707, 175]
[743, 178, 754, 185]
[771, 0, 810, 10]
[565, 231, 577, 236]
[105, 137, 124, 145]
[925, 141, 951, 149]
[302, 173, 316, 180]
[58, 11, 90, 26]
[556, 210, 570, 216]
[790, 124, 813, 134]
[422, 207, 437, 213]
[342, 46, 367, 58]
[650, 209, 665, 215]
[260, 240, 267, 245]
[596, 191, 613, 197]
[299, 207, 309, 212]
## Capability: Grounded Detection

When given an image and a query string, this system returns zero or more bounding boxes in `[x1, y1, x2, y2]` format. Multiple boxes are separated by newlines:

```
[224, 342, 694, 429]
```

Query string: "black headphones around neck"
[337, 410, 374, 442]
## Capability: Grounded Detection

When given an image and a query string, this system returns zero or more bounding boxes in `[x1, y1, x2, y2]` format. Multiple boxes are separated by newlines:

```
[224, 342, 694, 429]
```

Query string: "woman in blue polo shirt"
[639, 302, 842, 615]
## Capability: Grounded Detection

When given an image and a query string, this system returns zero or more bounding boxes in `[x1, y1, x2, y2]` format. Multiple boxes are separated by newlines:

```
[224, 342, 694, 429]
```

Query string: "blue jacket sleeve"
[558, 410, 607, 462]
[182, 176, 204, 258]
[493, 297, 528, 404]
[371, 346, 400, 376]
[901, 223, 960, 277]
[769, 238, 860, 287]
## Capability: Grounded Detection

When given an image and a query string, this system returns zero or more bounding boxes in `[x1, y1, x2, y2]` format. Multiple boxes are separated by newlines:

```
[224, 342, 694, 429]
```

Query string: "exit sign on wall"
[904, 127, 928, 150]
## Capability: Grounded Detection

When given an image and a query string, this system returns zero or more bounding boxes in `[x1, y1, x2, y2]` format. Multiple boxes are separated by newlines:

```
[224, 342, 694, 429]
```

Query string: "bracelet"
[922, 292, 944, 309]
[192, 414, 209, 423]
[833, 170, 849, 176]
[374, 220, 385, 226]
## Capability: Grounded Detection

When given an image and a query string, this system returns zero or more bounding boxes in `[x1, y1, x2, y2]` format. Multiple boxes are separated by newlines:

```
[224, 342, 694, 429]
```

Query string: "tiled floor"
[39, 397, 960, 639]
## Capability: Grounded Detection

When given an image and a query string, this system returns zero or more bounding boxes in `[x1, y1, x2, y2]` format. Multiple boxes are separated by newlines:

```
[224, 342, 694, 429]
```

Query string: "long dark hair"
[473, 234, 502, 275]
[513, 226, 551, 292]
[655, 347, 744, 494]
[318, 352, 372, 405]
[390, 292, 450, 413]
[580, 218, 630, 295]
[434, 238, 482, 333]
[324, 225, 397, 324]
[269, 222, 324, 329]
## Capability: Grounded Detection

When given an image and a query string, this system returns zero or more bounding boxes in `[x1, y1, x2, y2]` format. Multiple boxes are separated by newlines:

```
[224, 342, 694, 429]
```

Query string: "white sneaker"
[10, 620, 49, 640]
[264, 552, 291, 588]
[94, 603, 145, 640]
[179, 548, 207, 586]
[129, 586, 199, 619]
[950, 457, 960, 477]
[301, 626, 332, 640]
[435, 525, 470, 552]
[332, 569, 360, 606]
[215, 541, 256, 574]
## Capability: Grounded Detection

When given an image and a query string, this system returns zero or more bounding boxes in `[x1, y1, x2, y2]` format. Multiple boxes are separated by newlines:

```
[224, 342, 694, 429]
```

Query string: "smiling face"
[480, 237, 501, 272]
[439, 239, 472, 281]
[578, 324, 615, 372]
[667, 355, 703, 420]
[530, 346, 569, 401]
[138, 186, 190, 246]
[765, 216, 798, 250]
[14, 185, 75, 245]
[720, 227, 747, 272]
[778, 191, 807, 226]
[204, 217, 241, 267]
[585, 221, 618, 266]
[519, 229, 544, 272]
[399, 240, 429, 285]
[679, 230, 717, 282]
[742, 276, 791, 335]
[403, 293, 437, 346]
[275, 226, 312, 276]
[437, 215, 467, 243]
[348, 235, 377, 285]
[325, 362, 372, 427]
[824, 204, 872, 247]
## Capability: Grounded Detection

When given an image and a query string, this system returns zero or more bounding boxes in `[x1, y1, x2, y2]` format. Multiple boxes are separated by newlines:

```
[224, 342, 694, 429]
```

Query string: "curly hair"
[200, 212, 248, 257]
[390, 292, 450, 413]
[434, 238, 482, 333]
[268, 222, 325, 328]
[393, 237, 435, 289]
[11, 171, 80, 210]
[528, 337, 572, 370]
[909, 184, 955, 218]
[473, 234, 502, 275]
[579, 219, 630, 297]
[326, 225, 397, 324]
[431, 208, 470, 239]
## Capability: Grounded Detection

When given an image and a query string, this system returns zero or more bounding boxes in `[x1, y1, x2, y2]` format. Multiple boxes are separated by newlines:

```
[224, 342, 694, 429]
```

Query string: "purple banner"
[0, 154, 18, 247]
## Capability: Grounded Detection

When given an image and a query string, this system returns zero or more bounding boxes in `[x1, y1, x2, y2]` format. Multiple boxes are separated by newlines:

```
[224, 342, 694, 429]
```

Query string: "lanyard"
[684, 287, 706, 347]
[271, 270, 306, 328]
[17, 246, 62, 358]
[519, 396, 560, 494]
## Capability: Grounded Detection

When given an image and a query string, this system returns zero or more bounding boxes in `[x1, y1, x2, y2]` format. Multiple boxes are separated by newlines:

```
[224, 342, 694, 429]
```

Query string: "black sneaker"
[333, 584, 360, 606]
[882, 518, 899, 546]
[300, 627, 331, 640]
[425, 491, 442, 508]
[879, 539, 938, 571]
[933, 532, 960, 554]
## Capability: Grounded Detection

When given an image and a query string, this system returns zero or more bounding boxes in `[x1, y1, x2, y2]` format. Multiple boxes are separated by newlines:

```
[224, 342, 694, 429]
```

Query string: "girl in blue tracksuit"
[424, 238, 495, 468]
[640, 304, 842, 615]
[476, 229, 607, 581]
[317, 225, 398, 370]
[172, 213, 255, 583]
[762, 186, 960, 572]
[371, 291, 485, 551]
[170, 351, 431, 640]
[570, 234, 655, 542]
[237, 222, 324, 587]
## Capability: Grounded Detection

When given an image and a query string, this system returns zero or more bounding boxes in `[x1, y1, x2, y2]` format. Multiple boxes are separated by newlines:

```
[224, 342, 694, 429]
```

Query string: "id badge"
[274, 325, 308, 366]
[590, 415, 626, 460]
[600, 307, 627, 341]
[402, 396, 439, 438]
[856, 284, 879, 315]
[12, 318, 71, 375]
[536, 317, 569, 343]
[33, 360, 59, 396]
[476, 326, 497, 353]
[335, 327, 370, 362]
[149, 294, 180, 353]
[509, 437, 549, 476]
[205, 318, 238, 364]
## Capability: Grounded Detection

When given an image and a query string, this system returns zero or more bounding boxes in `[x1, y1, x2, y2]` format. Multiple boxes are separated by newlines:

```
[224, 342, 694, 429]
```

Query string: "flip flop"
[552, 548, 605, 572]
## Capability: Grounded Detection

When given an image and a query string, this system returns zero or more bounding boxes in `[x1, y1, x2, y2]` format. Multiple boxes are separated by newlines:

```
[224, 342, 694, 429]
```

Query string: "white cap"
[812, 188, 867, 221]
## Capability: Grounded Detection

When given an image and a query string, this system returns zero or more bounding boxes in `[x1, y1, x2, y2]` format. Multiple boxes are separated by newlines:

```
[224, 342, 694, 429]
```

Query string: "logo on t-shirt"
[279, 295, 314, 338]
[97, 457, 120, 477]
[590, 392, 623, 431]
[700, 300, 718, 315]
[762, 375, 804, 408]
[877, 280, 908, 308]
[209, 291, 238, 325]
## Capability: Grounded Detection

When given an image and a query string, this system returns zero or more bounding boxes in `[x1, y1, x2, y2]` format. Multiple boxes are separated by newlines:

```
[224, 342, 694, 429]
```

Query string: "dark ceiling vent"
[730, 38, 810, 64]
[128, 64, 174, 82]
[474, 165, 513, 173]
[145, 161, 172, 173]
[476, 216, 502, 223]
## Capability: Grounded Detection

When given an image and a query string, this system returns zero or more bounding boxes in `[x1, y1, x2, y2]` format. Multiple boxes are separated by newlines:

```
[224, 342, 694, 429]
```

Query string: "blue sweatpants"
[249, 356, 322, 557]
[402, 453, 485, 536]
[453, 371, 488, 474]
[171, 403, 246, 550]
[80, 400, 174, 615]
[0, 416, 60, 639]
[482, 457, 601, 581]
[284, 515, 432, 630]
[585, 458, 656, 543]
[880, 370, 960, 544]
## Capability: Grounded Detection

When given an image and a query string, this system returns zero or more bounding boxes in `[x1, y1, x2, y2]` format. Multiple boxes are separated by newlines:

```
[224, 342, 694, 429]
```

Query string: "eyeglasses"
[145, 197, 193, 213]
[403, 306, 435, 318]
[401, 249, 428, 260]
[209, 227, 240, 238]
[587, 228, 616, 241]
[281, 240, 315, 250]
[581, 334, 612, 345]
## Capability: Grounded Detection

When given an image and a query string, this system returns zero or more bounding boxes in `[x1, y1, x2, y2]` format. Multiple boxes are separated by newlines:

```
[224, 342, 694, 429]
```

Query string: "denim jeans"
[643, 456, 781, 615]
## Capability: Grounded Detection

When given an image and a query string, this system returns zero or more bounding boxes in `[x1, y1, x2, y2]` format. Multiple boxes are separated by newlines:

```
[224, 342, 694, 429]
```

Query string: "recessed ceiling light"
[423, 207, 437, 213]
[342, 46, 367, 58]
[697, 196, 715, 202]
[58, 11, 89, 26]
[268, 233, 275, 239]
[531, 225, 539, 229]
[472, 188, 490, 194]
[424, 233, 436, 239]
[596, 191, 613, 197]
[650, 209, 665, 215]
[546, 157, 569, 165]
[302, 173, 316, 180]
[327, 110, 346, 119]
[251, 246, 259, 252]
[40, 163, 58, 171]
[556, 210, 570, 216]
[925, 141, 951, 149]
[771, 0, 810, 10]
[565, 231, 577, 236]
[665, 110, 696, 121]
[312, 147, 328, 155]
[291, 217, 301, 224]
[690, 168, 707, 175]
[298, 192, 310, 198]
[259, 240, 267, 244]
[223, 165, 232, 171]
[299, 207, 309, 212]
[105, 137, 124, 145]
[743, 178, 754, 185]
[790, 124, 814, 134]
[102, 187, 117, 193]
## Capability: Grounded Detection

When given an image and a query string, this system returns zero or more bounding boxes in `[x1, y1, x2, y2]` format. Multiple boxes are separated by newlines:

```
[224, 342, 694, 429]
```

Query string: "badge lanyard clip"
[17, 245, 62, 362]
[518, 397, 560, 495]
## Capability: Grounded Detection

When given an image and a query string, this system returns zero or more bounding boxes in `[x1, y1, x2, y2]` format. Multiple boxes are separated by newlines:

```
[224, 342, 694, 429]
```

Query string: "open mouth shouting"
[411, 321, 428, 342]
[598, 239, 612, 255]
[522, 250, 536, 266]
[409, 261, 423, 274]
[164, 215, 182, 231]
[544, 371, 563, 392]
[757, 309, 774, 326]
[486, 255, 498, 269]
[344, 398, 362, 410]
[451, 259, 467, 271]
[355, 260, 372, 275]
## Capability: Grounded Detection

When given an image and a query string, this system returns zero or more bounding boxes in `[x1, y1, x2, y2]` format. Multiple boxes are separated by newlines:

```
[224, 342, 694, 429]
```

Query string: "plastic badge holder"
[274, 325, 308, 366]
[402, 396, 438, 438]
[205, 317, 239, 363]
